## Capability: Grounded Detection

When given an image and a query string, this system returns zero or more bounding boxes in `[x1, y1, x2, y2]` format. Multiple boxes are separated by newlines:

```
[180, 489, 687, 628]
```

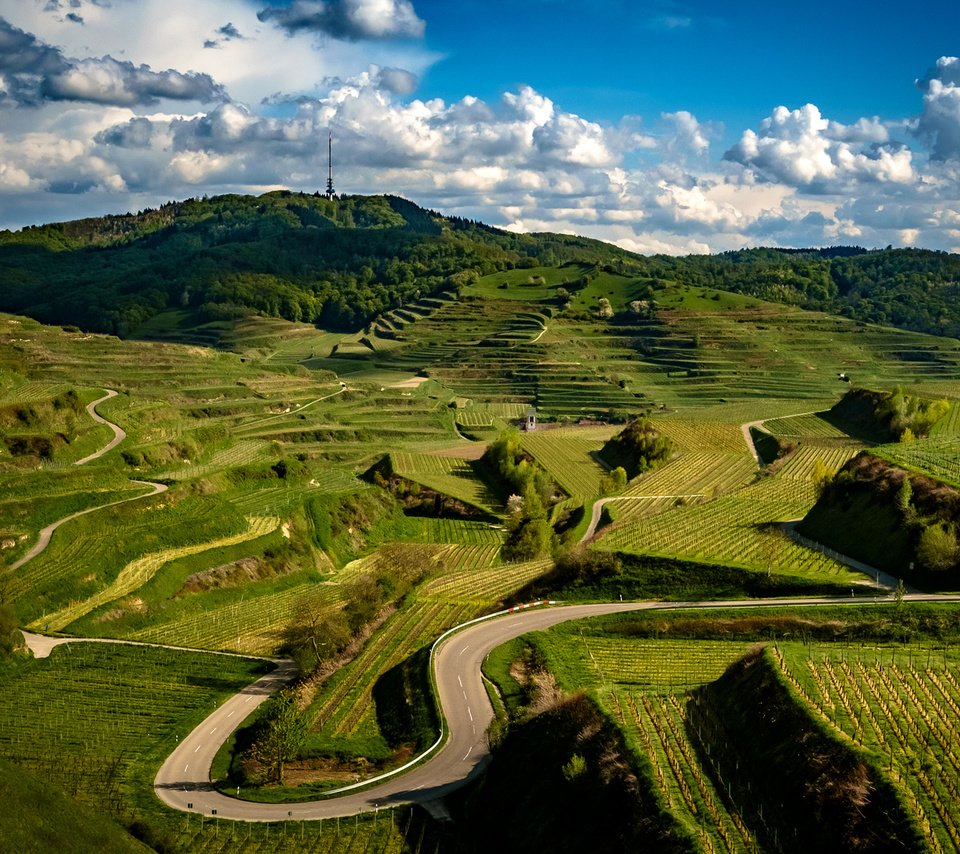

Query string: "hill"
[4, 193, 960, 342]
[0, 192, 628, 336]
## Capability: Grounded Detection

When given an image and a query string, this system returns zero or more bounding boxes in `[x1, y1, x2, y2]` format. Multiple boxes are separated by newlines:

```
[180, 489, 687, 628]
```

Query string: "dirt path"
[580, 494, 706, 543]
[238, 382, 346, 430]
[9, 480, 167, 572]
[74, 389, 125, 465]
[10, 390, 168, 573]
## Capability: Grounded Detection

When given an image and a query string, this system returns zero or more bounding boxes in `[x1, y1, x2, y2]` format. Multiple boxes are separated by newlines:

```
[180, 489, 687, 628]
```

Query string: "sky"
[2, 1, 960, 254]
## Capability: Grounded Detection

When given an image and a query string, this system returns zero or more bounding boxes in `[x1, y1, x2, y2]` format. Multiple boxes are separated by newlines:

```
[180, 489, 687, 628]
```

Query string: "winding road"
[9, 390, 168, 573]
[20, 393, 959, 822]
[150, 592, 960, 821]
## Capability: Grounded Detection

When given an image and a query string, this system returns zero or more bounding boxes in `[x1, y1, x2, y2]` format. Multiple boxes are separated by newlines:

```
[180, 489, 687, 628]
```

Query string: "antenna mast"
[325, 131, 335, 198]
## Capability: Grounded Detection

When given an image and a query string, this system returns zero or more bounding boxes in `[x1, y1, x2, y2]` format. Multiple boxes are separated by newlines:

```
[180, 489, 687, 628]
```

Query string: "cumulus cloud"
[725, 103, 913, 190]
[0, 17, 68, 104]
[0, 17, 226, 107]
[257, 0, 425, 41]
[42, 57, 226, 106]
[917, 56, 960, 160]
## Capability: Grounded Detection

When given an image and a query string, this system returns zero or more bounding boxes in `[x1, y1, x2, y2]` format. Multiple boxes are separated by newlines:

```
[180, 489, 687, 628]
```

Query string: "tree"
[597, 297, 613, 319]
[282, 596, 351, 674]
[599, 466, 628, 495]
[248, 689, 307, 785]
[917, 523, 959, 573]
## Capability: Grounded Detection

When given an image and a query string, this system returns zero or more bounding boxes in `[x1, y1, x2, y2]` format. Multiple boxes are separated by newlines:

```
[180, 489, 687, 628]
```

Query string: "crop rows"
[155, 440, 272, 480]
[455, 403, 527, 427]
[0, 380, 71, 402]
[167, 809, 411, 853]
[34, 516, 280, 632]
[395, 516, 505, 545]
[763, 413, 848, 438]
[0, 643, 267, 811]
[777, 445, 860, 481]
[433, 543, 502, 572]
[12, 495, 245, 620]
[389, 452, 495, 511]
[876, 437, 960, 488]
[654, 420, 748, 454]
[929, 399, 960, 437]
[619, 691, 756, 853]
[126, 581, 335, 654]
[624, 452, 756, 498]
[599, 484, 859, 581]
[308, 599, 476, 736]
[420, 556, 553, 601]
[605, 495, 695, 524]
[581, 639, 753, 691]
[521, 433, 606, 497]
[779, 644, 960, 850]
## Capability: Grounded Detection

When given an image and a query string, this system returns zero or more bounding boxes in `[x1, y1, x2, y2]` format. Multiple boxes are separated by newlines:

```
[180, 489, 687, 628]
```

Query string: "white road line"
[194, 745, 201, 752]
[227, 711, 234, 718]
[468, 707, 473, 722]
[184, 764, 189, 773]
[210, 727, 217, 734]
[459, 645, 469, 656]
[457, 674, 463, 687]
[462, 746, 473, 761]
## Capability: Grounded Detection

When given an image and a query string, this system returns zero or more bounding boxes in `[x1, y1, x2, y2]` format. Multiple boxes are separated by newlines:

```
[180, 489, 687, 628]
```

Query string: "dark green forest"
[3, 191, 960, 337]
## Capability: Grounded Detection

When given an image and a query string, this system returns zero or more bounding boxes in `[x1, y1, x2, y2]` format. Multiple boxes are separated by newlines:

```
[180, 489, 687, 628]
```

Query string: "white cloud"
[917, 56, 960, 160]
[725, 103, 914, 190]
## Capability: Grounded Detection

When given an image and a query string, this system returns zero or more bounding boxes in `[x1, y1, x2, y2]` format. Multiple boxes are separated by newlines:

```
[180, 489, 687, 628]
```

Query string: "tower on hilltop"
[325, 131, 335, 199]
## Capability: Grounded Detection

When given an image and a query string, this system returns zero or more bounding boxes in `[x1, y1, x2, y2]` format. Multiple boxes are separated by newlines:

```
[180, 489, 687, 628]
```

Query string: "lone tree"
[248, 689, 307, 785]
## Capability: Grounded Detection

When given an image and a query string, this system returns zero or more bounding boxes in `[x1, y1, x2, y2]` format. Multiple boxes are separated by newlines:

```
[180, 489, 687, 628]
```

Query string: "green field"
[5, 242, 960, 850]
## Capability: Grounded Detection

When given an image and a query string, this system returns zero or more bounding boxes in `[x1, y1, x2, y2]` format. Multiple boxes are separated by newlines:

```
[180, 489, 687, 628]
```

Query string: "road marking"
[467, 706, 473, 722]
[184, 764, 189, 773]
[462, 690, 467, 700]
[457, 674, 463, 687]
[459, 645, 469, 656]
[210, 727, 217, 734]
[462, 746, 473, 761]
[194, 745, 201, 752]
[227, 710, 234, 718]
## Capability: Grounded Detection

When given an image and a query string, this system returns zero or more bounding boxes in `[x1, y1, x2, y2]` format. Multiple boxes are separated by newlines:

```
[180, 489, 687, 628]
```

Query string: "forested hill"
[0, 192, 628, 335]
[649, 246, 960, 338]
[2, 190, 960, 339]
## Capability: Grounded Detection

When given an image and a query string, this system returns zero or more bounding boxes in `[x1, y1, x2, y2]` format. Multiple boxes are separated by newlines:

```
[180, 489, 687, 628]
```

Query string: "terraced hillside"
[3, 250, 960, 851]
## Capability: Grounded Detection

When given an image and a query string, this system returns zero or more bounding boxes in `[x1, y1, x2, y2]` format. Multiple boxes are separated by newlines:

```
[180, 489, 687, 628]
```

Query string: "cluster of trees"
[875, 388, 950, 441]
[482, 431, 561, 561]
[598, 419, 674, 479]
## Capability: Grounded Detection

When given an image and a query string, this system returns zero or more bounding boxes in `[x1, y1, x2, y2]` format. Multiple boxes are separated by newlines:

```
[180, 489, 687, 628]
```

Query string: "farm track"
[581, 495, 704, 543]
[152, 593, 960, 822]
[9, 390, 169, 572]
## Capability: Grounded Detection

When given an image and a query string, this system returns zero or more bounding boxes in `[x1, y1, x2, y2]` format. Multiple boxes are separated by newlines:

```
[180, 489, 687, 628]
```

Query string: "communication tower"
[325, 131, 335, 198]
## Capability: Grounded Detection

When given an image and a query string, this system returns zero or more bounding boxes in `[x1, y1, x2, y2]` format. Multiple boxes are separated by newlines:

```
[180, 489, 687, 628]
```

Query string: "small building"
[525, 406, 537, 431]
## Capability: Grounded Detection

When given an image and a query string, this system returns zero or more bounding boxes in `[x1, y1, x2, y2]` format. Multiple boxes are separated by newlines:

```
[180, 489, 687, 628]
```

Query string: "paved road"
[153, 593, 960, 821]
[10, 389, 166, 572]
[74, 389, 126, 465]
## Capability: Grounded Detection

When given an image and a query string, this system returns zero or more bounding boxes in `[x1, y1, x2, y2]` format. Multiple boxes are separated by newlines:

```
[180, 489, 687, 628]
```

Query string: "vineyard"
[777, 642, 960, 851]
[875, 437, 960, 488]
[8, 248, 960, 850]
[601, 478, 866, 584]
[520, 431, 608, 498]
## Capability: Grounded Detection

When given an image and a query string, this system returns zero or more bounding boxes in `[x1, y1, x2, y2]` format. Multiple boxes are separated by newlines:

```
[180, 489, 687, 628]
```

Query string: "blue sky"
[2, 0, 960, 253]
